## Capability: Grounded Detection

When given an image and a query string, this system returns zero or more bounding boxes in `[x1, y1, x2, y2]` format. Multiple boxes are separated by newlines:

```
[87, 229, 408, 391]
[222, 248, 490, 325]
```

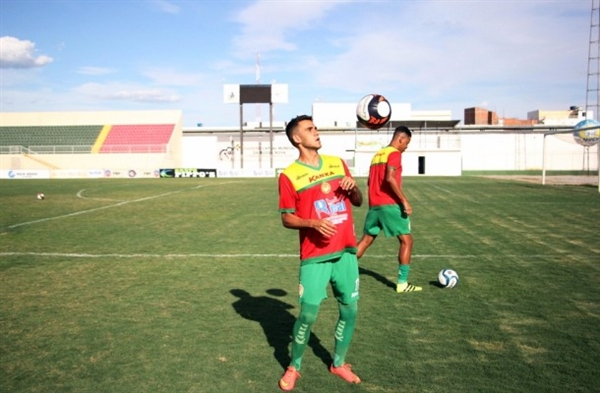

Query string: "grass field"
[1, 176, 599, 393]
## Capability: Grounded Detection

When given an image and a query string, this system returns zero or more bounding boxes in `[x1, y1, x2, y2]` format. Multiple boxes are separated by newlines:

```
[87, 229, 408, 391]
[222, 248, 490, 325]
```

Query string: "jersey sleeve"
[341, 159, 352, 177]
[387, 150, 401, 169]
[278, 173, 297, 213]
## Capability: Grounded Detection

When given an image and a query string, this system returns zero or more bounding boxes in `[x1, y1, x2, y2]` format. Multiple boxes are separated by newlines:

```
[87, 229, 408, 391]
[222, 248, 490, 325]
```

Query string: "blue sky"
[0, 0, 593, 127]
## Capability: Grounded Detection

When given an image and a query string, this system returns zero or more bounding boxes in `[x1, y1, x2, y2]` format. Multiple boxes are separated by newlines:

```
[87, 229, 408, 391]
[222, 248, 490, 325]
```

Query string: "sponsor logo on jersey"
[308, 171, 334, 183]
[314, 197, 347, 224]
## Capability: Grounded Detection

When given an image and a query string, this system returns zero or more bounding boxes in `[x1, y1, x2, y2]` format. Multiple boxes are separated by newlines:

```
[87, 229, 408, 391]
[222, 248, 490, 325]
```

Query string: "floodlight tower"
[589, 0, 600, 192]
[586, 0, 600, 120]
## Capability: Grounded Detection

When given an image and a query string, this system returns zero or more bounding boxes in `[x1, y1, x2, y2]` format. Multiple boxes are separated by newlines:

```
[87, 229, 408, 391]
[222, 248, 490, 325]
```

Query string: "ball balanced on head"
[356, 94, 392, 130]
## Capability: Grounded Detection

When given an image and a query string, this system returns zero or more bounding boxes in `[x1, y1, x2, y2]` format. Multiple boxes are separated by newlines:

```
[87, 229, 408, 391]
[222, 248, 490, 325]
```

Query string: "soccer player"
[277, 115, 364, 391]
[356, 125, 422, 293]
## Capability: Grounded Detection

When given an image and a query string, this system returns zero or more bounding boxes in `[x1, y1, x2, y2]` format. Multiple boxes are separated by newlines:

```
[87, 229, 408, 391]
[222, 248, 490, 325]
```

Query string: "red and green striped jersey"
[278, 155, 357, 265]
[367, 146, 402, 207]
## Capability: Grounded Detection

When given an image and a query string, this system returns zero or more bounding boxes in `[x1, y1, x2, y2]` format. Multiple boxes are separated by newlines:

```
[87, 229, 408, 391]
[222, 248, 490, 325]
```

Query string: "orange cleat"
[279, 366, 301, 391]
[329, 363, 361, 384]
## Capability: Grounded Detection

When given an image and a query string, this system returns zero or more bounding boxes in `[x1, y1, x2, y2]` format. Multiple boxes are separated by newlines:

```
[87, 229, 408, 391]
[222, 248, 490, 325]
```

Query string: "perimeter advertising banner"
[1, 169, 50, 179]
[159, 168, 217, 178]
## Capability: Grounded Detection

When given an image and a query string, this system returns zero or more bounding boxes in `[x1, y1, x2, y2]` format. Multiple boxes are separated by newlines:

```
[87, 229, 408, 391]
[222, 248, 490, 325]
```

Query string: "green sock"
[290, 303, 320, 370]
[398, 264, 410, 284]
[333, 302, 357, 367]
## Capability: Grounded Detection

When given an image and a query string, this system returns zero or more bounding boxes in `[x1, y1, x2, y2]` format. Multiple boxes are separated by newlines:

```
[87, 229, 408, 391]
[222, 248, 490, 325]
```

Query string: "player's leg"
[357, 209, 381, 259]
[395, 233, 420, 290]
[280, 263, 330, 390]
[288, 302, 320, 370]
[380, 206, 421, 292]
[329, 253, 361, 383]
[356, 234, 375, 259]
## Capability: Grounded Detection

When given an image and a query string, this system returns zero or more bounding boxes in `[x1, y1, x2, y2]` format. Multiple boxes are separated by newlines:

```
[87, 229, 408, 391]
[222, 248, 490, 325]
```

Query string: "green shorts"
[363, 205, 411, 237]
[299, 252, 359, 305]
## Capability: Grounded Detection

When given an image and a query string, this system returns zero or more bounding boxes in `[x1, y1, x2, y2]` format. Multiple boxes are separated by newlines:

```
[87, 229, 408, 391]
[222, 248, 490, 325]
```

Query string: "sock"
[398, 264, 410, 284]
[290, 303, 320, 370]
[332, 301, 358, 367]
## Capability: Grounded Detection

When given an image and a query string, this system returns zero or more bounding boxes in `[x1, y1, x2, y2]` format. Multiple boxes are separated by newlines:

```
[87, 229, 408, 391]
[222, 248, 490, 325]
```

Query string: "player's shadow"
[230, 288, 332, 369]
[358, 266, 396, 290]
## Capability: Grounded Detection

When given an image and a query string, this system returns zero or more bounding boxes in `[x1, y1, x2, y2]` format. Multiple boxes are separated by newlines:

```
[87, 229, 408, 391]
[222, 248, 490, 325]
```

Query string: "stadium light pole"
[542, 134, 548, 185]
[270, 102, 274, 168]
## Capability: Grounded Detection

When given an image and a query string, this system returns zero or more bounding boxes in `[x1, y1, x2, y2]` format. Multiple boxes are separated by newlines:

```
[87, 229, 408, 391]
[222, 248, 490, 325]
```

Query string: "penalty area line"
[3, 181, 242, 230]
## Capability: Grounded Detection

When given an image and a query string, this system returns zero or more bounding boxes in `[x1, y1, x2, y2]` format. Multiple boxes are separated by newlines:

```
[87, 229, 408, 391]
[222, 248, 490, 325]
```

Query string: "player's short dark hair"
[393, 125, 412, 139]
[285, 114, 313, 146]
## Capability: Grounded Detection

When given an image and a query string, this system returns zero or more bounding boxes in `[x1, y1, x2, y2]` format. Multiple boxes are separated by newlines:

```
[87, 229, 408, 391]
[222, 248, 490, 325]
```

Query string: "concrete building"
[465, 106, 591, 127]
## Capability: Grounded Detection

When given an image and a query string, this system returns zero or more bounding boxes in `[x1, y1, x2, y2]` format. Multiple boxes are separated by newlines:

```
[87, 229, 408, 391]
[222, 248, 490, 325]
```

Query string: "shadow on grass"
[429, 280, 445, 288]
[358, 266, 396, 290]
[230, 288, 332, 369]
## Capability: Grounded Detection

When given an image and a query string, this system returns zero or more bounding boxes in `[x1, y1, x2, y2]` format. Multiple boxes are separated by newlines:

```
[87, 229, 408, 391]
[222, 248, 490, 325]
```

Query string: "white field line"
[0, 252, 567, 259]
[427, 183, 481, 204]
[4, 181, 242, 230]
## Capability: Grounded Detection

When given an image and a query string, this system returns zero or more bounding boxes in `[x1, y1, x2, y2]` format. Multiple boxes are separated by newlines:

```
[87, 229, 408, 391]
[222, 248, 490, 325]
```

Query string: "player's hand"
[313, 218, 337, 238]
[339, 176, 357, 192]
[403, 201, 413, 216]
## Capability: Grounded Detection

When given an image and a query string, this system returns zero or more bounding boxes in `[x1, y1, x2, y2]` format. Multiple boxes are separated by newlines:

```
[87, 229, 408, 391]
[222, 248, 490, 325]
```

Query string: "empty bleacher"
[99, 124, 175, 153]
[0, 124, 176, 154]
[0, 125, 103, 153]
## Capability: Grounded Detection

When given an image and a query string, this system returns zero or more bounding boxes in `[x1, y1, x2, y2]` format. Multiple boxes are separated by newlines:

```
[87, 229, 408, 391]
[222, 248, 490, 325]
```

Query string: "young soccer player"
[356, 125, 422, 293]
[277, 115, 364, 391]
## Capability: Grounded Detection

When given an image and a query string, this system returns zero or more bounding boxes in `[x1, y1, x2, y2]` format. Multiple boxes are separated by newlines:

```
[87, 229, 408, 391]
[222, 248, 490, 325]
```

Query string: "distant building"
[464, 106, 591, 127]
[528, 106, 590, 126]
[312, 102, 459, 130]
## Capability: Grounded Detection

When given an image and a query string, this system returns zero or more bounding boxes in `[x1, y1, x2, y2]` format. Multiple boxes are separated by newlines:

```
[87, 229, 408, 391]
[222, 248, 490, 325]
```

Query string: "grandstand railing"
[0, 144, 168, 154]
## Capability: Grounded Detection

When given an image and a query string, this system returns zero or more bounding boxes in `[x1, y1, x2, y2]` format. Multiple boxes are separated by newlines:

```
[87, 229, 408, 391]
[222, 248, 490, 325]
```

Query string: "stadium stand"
[0, 124, 176, 154]
[99, 124, 175, 153]
[0, 125, 103, 153]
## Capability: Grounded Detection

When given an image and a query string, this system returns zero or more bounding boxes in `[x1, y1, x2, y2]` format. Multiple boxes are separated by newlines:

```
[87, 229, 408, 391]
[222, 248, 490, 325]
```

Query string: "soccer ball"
[573, 119, 600, 146]
[36, 193, 45, 200]
[356, 94, 392, 130]
[438, 269, 459, 288]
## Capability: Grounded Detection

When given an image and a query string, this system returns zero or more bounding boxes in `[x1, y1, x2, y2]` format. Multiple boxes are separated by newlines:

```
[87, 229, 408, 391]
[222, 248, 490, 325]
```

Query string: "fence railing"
[0, 144, 168, 154]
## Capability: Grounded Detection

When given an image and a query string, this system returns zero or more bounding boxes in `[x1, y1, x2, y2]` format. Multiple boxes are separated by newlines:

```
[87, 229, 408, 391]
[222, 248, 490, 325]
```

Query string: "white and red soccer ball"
[356, 94, 392, 130]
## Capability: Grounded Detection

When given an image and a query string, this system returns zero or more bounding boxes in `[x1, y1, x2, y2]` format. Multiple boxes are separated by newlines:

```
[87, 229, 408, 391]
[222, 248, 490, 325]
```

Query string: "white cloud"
[73, 82, 181, 103]
[231, 0, 348, 57]
[0, 36, 53, 69]
[142, 68, 205, 86]
[149, 0, 180, 14]
[301, 1, 589, 117]
[77, 66, 117, 76]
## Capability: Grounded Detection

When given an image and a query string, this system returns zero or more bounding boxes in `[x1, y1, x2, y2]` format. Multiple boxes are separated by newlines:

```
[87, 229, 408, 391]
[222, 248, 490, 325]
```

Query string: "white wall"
[1, 129, 597, 177]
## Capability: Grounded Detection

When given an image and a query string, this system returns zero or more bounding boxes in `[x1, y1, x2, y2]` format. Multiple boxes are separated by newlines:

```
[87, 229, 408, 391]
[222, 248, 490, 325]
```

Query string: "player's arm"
[281, 212, 337, 238]
[385, 165, 412, 215]
[278, 173, 337, 237]
[339, 176, 363, 207]
[339, 160, 363, 207]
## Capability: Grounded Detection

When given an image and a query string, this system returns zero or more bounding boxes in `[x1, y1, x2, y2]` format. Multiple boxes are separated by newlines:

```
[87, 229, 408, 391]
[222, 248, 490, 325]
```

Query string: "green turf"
[1, 177, 599, 392]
